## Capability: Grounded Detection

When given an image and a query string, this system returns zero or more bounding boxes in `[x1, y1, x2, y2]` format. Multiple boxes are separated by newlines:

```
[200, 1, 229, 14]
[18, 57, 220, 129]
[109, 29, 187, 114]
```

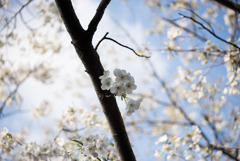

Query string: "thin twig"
[95, 33, 150, 58]
[162, 17, 207, 42]
[186, 8, 214, 33]
[19, 12, 34, 31]
[0, 110, 28, 119]
[210, 144, 240, 161]
[126, 119, 191, 127]
[95, 32, 109, 50]
[0, 0, 33, 32]
[0, 69, 34, 116]
[179, 13, 240, 50]
[105, 37, 150, 58]
[149, 60, 211, 144]
[204, 115, 220, 144]
[62, 127, 85, 132]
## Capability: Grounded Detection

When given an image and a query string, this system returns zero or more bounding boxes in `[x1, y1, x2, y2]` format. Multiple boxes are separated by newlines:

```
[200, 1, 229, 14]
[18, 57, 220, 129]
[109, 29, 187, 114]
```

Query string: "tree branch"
[0, 0, 33, 33]
[87, 0, 111, 40]
[54, 0, 136, 160]
[179, 13, 240, 50]
[149, 60, 211, 144]
[95, 32, 150, 58]
[211, 0, 240, 13]
[0, 70, 33, 117]
[54, 0, 85, 42]
[210, 144, 240, 161]
[162, 17, 207, 42]
[95, 32, 109, 50]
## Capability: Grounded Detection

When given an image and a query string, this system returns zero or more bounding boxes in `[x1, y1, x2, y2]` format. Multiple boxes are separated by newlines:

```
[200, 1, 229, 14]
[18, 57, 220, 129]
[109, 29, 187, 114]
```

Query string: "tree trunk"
[54, 0, 136, 160]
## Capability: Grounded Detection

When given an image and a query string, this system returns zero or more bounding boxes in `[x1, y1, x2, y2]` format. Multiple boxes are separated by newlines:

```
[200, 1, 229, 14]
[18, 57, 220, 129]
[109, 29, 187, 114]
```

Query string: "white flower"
[110, 83, 125, 96]
[167, 26, 182, 40]
[0, 127, 8, 139]
[80, 135, 94, 145]
[125, 98, 143, 116]
[192, 126, 202, 144]
[156, 135, 168, 144]
[99, 70, 110, 80]
[31, 101, 51, 118]
[108, 147, 119, 160]
[154, 149, 161, 159]
[82, 144, 97, 157]
[101, 77, 112, 90]
[96, 144, 107, 155]
[96, 135, 108, 148]
[162, 144, 171, 152]
[115, 69, 128, 83]
[124, 81, 137, 94]
[184, 150, 194, 160]
[56, 138, 65, 146]
[77, 134, 114, 159]
[192, 125, 201, 134]
[113, 69, 122, 77]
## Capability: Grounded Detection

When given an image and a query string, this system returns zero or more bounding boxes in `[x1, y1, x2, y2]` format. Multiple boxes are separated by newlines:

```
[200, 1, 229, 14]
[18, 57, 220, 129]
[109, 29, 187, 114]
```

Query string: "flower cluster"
[100, 69, 137, 95]
[100, 69, 143, 116]
[154, 126, 205, 160]
[74, 134, 119, 160]
[21, 142, 65, 160]
[0, 127, 15, 154]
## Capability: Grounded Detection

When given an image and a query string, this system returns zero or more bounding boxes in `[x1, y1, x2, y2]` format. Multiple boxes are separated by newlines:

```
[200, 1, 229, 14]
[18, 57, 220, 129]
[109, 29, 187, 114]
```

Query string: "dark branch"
[186, 9, 214, 33]
[105, 37, 150, 58]
[54, 0, 136, 160]
[87, 0, 111, 40]
[211, 0, 240, 13]
[62, 127, 84, 132]
[95, 32, 109, 50]
[95, 32, 150, 58]
[54, 0, 85, 42]
[210, 144, 240, 161]
[179, 13, 240, 50]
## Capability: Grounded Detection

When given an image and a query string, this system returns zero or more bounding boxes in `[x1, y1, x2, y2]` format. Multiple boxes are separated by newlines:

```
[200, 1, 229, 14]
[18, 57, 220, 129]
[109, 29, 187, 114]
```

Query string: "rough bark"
[54, 0, 136, 160]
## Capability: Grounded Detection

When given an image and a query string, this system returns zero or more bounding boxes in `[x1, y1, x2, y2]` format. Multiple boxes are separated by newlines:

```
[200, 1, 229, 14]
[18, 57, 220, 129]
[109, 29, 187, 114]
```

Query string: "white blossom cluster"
[177, 67, 207, 103]
[21, 142, 66, 161]
[100, 69, 143, 116]
[100, 69, 137, 95]
[0, 127, 15, 154]
[223, 51, 240, 95]
[204, 40, 219, 53]
[57, 107, 108, 132]
[75, 134, 119, 160]
[167, 26, 183, 40]
[154, 126, 207, 160]
[0, 127, 68, 161]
